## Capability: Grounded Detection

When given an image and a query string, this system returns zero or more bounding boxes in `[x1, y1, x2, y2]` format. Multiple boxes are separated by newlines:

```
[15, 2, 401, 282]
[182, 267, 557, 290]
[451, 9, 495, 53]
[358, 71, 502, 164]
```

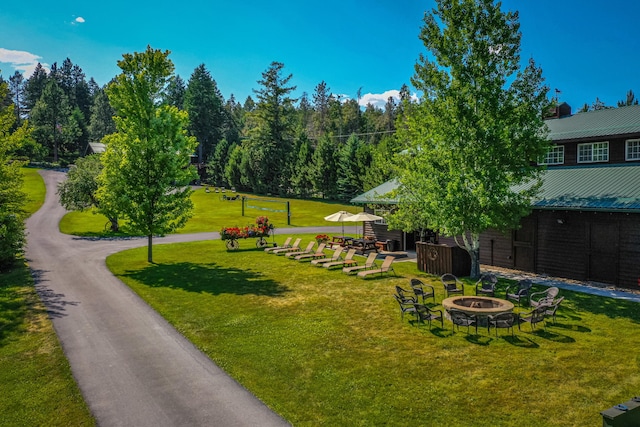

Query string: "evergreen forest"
[1, 57, 409, 202]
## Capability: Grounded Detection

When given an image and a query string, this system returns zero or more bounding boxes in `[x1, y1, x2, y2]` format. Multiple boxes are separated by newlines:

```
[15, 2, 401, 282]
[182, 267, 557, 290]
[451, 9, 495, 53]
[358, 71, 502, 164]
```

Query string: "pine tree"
[166, 75, 186, 109]
[88, 88, 116, 142]
[245, 61, 297, 194]
[8, 71, 25, 125]
[23, 63, 48, 112]
[184, 64, 225, 164]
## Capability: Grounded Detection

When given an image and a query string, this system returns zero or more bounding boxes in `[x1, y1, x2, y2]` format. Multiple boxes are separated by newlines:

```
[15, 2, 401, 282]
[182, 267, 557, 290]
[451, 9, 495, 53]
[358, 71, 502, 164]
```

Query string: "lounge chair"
[357, 256, 395, 279]
[264, 237, 292, 253]
[285, 241, 316, 258]
[323, 249, 357, 269]
[310, 246, 344, 266]
[272, 238, 302, 255]
[295, 243, 327, 261]
[342, 252, 378, 274]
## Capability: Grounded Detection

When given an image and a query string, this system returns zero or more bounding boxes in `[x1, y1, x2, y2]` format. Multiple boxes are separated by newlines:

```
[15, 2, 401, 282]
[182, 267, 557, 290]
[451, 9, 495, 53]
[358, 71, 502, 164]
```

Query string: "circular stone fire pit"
[442, 296, 514, 319]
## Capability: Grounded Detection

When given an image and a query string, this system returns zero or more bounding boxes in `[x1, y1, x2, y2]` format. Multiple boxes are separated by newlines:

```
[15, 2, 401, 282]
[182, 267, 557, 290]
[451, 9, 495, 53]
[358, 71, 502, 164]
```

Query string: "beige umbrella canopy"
[344, 212, 383, 238]
[324, 210, 354, 236]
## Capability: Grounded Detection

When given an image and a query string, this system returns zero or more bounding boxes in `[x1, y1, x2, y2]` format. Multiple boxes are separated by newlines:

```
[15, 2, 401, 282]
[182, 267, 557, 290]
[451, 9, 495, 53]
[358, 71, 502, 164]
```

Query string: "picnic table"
[329, 236, 354, 248]
[349, 238, 378, 253]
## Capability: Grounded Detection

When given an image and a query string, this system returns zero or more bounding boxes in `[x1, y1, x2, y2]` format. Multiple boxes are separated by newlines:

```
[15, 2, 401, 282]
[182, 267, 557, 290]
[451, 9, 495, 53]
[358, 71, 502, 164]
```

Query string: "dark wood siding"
[479, 229, 514, 268]
[536, 211, 588, 280]
[481, 210, 640, 288]
[552, 133, 640, 167]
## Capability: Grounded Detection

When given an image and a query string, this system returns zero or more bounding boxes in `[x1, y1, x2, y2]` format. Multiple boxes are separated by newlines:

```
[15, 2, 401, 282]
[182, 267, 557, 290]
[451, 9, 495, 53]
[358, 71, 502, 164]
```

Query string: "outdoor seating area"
[265, 236, 397, 279]
[394, 273, 565, 336]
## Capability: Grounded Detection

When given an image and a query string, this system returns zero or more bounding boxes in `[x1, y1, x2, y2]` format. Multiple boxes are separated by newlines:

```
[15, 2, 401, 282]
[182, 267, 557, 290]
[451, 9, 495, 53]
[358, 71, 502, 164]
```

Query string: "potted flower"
[315, 234, 329, 244]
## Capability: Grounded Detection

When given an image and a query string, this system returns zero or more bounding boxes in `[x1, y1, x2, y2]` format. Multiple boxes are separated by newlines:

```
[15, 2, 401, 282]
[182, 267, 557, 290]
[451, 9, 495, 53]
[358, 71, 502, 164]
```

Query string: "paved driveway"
[25, 170, 303, 427]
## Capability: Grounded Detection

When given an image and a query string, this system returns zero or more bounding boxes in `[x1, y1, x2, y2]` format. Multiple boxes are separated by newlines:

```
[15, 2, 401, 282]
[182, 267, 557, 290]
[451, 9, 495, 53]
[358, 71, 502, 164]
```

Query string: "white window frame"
[373, 208, 389, 225]
[577, 141, 609, 163]
[540, 145, 565, 165]
[626, 139, 640, 161]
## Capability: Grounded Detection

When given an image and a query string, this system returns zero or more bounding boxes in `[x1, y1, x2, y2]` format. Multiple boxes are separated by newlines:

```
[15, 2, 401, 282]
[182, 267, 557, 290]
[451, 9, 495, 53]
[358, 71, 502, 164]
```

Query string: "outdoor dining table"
[331, 236, 354, 246]
[350, 238, 377, 253]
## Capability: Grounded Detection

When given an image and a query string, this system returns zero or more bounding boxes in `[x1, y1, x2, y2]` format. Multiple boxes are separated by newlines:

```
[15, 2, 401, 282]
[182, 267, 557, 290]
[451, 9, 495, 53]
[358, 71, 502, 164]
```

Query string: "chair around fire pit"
[410, 278, 435, 304]
[518, 305, 547, 331]
[505, 279, 533, 306]
[447, 308, 478, 334]
[441, 274, 464, 298]
[475, 273, 498, 297]
[487, 312, 518, 336]
[413, 303, 443, 329]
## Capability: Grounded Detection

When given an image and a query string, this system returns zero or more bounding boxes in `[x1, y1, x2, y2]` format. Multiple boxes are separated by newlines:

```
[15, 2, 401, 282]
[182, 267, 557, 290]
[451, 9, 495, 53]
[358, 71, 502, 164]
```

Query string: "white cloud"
[75, 16, 85, 23]
[0, 48, 48, 76]
[358, 90, 419, 109]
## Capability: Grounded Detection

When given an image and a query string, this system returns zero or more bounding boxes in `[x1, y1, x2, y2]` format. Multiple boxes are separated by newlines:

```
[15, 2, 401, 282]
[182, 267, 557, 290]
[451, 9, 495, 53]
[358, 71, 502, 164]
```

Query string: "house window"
[578, 142, 609, 163]
[540, 145, 564, 165]
[373, 208, 389, 225]
[626, 139, 640, 161]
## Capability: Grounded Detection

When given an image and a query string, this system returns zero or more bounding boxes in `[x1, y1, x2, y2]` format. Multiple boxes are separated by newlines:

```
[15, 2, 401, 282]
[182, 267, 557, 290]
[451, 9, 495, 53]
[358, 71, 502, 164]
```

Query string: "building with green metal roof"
[350, 105, 640, 287]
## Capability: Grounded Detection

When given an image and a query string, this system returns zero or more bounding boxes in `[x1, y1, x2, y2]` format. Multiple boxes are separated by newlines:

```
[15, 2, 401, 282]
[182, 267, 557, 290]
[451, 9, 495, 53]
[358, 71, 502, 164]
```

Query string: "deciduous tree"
[99, 46, 198, 262]
[392, 0, 550, 278]
[0, 80, 29, 269]
[57, 154, 119, 231]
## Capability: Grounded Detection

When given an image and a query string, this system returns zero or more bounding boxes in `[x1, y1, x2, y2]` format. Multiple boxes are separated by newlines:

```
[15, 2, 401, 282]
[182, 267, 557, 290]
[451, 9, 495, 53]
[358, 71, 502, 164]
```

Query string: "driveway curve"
[25, 169, 339, 427]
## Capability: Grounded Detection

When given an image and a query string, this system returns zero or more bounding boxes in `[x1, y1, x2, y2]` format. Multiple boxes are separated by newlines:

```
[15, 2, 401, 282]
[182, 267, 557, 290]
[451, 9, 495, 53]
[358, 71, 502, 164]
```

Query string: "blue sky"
[1, 1, 639, 111]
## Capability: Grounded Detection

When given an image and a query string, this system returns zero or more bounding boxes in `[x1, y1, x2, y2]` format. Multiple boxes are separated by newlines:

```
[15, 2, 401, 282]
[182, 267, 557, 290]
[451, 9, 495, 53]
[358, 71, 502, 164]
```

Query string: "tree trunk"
[109, 217, 119, 232]
[147, 235, 153, 263]
[455, 231, 481, 279]
[469, 247, 481, 279]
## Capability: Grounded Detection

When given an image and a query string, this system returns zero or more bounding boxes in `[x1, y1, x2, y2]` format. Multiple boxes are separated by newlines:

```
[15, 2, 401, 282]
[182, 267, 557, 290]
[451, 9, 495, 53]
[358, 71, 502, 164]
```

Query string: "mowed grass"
[21, 167, 46, 215]
[60, 187, 355, 236]
[0, 169, 94, 426]
[107, 236, 640, 426]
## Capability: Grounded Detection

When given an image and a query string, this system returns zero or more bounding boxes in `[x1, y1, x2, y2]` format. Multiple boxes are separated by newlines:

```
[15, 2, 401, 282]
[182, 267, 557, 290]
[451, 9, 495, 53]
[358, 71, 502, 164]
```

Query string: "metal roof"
[352, 165, 640, 212]
[521, 164, 640, 212]
[350, 179, 399, 204]
[546, 104, 640, 141]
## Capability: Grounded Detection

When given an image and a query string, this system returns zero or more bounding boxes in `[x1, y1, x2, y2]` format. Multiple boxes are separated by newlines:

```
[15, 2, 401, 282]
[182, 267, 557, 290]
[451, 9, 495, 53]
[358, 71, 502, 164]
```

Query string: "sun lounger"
[264, 237, 292, 253]
[323, 249, 357, 269]
[285, 241, 316, 258]
[310, 246, 344, 266]
[272, 238, 302, 255]
[343, 252, 378, 274]
[295, 243, 327, 261]
[357, 256, 395, 279]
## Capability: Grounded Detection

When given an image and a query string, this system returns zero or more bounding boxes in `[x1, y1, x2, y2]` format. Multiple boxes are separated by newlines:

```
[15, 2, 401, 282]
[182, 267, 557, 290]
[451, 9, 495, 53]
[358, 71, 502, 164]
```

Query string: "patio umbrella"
[324, 210, 354, 237]
[344, 212, 383, 238]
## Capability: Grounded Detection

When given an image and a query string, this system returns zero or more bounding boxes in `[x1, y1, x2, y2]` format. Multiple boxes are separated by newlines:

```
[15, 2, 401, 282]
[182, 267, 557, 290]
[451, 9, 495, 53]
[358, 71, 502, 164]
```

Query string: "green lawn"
[59, 188, 356, 236]
[0, 169, 94, 426]
[21, 167, 46, 216]
[107, 235, 640, 426]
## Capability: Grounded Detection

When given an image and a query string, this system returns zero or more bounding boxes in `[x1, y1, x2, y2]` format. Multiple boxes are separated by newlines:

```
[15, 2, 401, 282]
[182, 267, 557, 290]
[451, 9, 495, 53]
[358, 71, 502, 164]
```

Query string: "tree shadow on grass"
[120, 262, 289, 297]
[0, 265, 50, 347]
